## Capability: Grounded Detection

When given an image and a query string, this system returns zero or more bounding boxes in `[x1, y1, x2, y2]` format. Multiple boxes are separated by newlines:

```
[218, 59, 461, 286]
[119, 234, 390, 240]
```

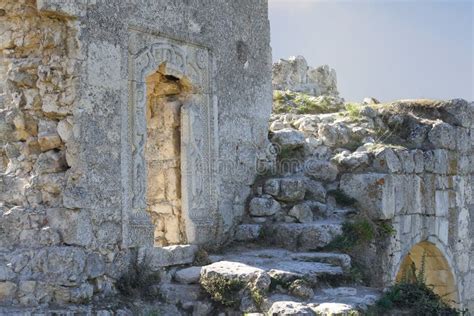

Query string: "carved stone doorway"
[125, 32, 218, 248]
[145, 65, 192, 246]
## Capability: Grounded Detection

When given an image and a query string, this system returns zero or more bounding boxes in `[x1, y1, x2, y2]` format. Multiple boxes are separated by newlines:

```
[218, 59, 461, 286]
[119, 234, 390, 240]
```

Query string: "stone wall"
[272, 55, 339, 96]
[267, 98, 474, 310]
[0, 0, 272, 306]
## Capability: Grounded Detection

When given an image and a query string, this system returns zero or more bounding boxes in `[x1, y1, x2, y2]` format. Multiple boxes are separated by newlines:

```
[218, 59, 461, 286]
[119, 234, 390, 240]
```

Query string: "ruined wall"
[0, 0, 272, 306]
[266, 98, 474, 310]
[336, 100, 474, 310]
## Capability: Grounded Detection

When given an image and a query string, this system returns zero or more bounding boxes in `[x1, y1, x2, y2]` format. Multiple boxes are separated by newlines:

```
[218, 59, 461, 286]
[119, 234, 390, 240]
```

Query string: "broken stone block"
[38, 120, 62, 151]
[0, 281, 17, 304]
[372, 147, 402, 173]
[249, 195, 281, 217]
[428, 121, 456, 150]
[289, 279, 314, 299]
[289, 203, 313, 223]
[175, 266, 202, 284]
[235, 224, 262, 242]
[304, 160, 338, 182]
[270, 128, 305, 150]
[34, 150, 67, 174]
[278, 178, 306, 202]
[304, 179, 327, 202]
[263, 178, 280, 196]
[142, 244, 198, 269]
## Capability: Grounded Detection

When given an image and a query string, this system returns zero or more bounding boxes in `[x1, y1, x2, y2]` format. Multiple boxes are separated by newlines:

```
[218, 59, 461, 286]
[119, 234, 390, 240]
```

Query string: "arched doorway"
[145, 63, 192, 246]
[396, 241, 459, 307]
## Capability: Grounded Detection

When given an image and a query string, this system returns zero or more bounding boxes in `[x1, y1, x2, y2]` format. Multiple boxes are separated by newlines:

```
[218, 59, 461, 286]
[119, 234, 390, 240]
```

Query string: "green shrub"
[345, 103, 362, 119]
[328, 189, 357, 206]
[370, 282, 459, 315]
[325, 219, 375, 251]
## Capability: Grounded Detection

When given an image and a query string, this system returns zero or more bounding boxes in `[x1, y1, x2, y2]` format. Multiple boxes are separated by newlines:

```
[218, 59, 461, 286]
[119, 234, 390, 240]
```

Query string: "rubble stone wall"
[0, 0, 272, 306]
[267, 98, 474, 310]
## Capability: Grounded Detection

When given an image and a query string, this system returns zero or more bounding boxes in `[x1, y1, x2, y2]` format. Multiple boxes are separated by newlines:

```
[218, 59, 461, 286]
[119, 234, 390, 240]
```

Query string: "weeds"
[328, 189, 357, 206]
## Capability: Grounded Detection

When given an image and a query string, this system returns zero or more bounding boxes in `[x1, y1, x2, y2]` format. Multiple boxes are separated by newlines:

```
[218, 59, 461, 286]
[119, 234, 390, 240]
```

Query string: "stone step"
[265, 286, 381, 315]
[202, 246, 350, 289]
[263, 220, 343, 250]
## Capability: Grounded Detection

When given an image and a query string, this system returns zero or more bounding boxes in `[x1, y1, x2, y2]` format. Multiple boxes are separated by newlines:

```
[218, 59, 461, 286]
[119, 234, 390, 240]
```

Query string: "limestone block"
[318, 123, 350, 147]
[38, 120, 62, 151]
[0, 281, 17, 304]
[267, 301, 314, 315]
[270, 128, 305, 150]
[340, 173, 422, 219]
[278, 178, 306, 202]
[424, 149, 448, 175]
[18, 280, 36, 306]
[45, 247, 87, 284]
[57, 119, 73, 143]
[163, 216, 181, 244]
[428, 121, 456, 150]
[34, 150, 67, 174]
[373, 147, 402, 173]
[143, 245, 198, 269]
[304, 179, 327, 202]
[397, 150, 415, 173]
[249, 195, 281, 217]
[46, 208, 93, 247]
[263, 178, 280, 196]
[289, 279, 314, 299]
[332, 150, 369, 170]
[175, 266, 202, 284]
[289, 203, 313, 223]
[69, 283, 94, 304]
[413, 149, 424, 173]
[37, 0, 88, 17]
[434, 190, 449, 217]
[234, 224, 262, 242]
[200, 261, 269, 300]
[85, 253, 105, 280]
[304, 160, 338, 182]
[159, 283, 203, 305]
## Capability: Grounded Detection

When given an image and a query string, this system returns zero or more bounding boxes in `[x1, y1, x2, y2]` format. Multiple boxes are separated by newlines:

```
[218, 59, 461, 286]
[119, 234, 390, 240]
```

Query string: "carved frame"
[123, 28, 218, 247]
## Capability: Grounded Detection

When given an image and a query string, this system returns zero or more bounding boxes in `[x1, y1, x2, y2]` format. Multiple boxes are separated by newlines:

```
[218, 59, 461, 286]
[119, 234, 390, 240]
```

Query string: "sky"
[269, 0, 473, 102]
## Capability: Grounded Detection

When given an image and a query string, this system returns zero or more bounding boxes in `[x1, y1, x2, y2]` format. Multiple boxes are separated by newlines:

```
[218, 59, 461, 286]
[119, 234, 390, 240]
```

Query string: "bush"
[370, 282, 460, 315]
[324, 219, 375, 251]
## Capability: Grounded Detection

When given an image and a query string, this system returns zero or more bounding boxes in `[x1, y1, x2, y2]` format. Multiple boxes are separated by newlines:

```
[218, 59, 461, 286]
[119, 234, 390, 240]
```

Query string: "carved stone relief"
[123, 28, 218, 247]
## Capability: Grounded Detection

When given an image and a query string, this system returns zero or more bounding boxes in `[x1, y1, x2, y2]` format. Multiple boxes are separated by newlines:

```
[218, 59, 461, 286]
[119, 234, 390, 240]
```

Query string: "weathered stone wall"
[337, 100, 474, 310]
[272, 55, 339, 96]
[0, 0, 122, 306]
[0, 0, 272, 306]
[267, 98, 474, 310]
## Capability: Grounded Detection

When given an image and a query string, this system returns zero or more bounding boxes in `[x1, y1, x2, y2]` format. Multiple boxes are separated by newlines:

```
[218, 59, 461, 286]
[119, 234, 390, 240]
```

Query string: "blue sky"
[269, 0, 473, 102]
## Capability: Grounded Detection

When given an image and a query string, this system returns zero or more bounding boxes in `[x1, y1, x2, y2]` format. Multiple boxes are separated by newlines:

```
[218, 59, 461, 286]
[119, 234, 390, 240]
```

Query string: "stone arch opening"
[396, 241, 459, 307]
[145, 63, 192, 246]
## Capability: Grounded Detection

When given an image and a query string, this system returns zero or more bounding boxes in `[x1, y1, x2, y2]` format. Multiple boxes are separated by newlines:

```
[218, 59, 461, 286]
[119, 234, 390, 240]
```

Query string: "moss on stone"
[200, 275, 245, 307]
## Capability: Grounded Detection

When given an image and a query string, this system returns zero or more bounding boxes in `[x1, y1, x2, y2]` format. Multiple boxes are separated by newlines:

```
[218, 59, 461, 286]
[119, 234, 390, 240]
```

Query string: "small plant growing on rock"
[328, 189, 357, 206]
[200, 276, 245, 307]
[369, 253, 465, 315]
[116, 260, 161, 300]
[325, 219, 375, 251]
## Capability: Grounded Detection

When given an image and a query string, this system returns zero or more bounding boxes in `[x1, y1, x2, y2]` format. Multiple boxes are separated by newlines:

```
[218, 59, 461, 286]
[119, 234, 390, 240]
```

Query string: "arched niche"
[396, 241, 459, 307]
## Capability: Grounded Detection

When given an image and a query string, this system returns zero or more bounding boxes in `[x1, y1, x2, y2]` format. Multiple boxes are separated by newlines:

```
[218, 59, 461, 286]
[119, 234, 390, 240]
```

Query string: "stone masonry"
[0, 1, 473, 315]
[0, 0, 271, 308]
